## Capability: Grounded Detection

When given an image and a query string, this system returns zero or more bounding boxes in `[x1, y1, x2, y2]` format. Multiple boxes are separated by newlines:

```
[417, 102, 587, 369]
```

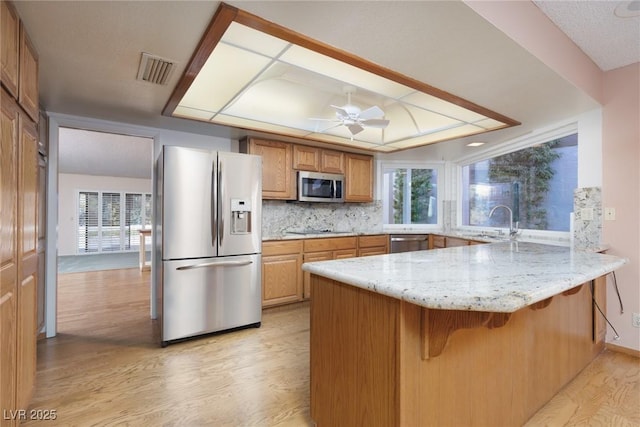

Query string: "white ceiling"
[12, 1, 639, 176]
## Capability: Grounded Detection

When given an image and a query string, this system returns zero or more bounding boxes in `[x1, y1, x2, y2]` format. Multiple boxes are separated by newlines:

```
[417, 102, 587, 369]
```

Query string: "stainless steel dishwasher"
[389, 234, 429, 253]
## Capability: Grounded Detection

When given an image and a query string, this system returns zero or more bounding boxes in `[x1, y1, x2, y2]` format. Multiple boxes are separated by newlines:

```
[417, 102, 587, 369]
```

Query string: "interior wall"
[602, 63, 640, 352]
[57, 173, 152, 256]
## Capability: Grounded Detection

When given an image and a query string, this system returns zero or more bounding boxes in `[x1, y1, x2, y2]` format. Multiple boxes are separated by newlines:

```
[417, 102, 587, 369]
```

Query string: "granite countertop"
[263, 230, 384, 241]
[301, 241, 627, 313]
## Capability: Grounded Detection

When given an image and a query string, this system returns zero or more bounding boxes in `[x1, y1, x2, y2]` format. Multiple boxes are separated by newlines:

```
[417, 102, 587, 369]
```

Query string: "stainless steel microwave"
[297, 171, 345, 203]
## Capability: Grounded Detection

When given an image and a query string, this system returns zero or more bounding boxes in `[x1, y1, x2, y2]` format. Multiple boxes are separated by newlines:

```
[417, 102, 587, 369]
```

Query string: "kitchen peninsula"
[303, 242, 627, 426]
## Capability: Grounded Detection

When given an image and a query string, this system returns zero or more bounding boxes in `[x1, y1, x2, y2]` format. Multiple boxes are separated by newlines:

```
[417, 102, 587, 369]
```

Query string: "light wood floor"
[26, 268, 639, 426]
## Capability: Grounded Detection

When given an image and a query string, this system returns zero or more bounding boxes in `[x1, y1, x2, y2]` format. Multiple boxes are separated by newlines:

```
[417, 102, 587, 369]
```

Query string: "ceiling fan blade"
[330, 104, 349, 118]
[347, 123, 364, 135]
[361, 118, 390, 129]
[358, 105, 385, 120]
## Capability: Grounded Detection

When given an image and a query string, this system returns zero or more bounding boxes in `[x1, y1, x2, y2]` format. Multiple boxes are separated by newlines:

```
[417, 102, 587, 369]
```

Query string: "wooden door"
[16, 114, 38, 409]
[320, 150, 344, 174]
[241, 139, 295, 200]
[18, 25, 39, 123]
[262, 254, 302, 307]
[345, 153, 373, 202]
[0, 88, 19, 426]
[1, 0, 20, 98]
[292, 144, 319, 171]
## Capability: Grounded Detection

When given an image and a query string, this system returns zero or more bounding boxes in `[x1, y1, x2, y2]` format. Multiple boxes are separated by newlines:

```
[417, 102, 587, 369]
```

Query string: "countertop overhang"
[301, 241, 627, 313]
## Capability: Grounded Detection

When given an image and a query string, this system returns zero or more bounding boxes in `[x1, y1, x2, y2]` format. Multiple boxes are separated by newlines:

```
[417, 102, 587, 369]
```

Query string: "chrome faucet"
[489, 205, 519, 238]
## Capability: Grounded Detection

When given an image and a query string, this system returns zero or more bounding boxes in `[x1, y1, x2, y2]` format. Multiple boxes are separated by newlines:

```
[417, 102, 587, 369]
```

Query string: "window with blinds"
[77, 191, 151, 254]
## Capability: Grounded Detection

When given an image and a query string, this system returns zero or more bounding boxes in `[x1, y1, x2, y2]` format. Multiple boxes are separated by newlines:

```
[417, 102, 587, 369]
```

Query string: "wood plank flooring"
[25, 268, 639, 426]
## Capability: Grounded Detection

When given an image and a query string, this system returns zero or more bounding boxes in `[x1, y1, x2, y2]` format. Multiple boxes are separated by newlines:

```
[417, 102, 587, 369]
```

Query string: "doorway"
[44, 116, 157, 338]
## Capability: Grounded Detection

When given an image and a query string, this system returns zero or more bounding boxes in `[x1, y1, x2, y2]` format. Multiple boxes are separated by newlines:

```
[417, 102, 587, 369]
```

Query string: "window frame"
[455, 123, 578, 239]
[379, 160, 444, 232]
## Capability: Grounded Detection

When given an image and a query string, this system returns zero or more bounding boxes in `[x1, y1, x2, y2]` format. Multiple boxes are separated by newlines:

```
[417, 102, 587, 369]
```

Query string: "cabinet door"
[445, 237, 469, 248]
[0, 89, 19, 424]
[345, 153, 373, 202]
[293, 144, 320, 171]
[19, 25, 39, 123]
[303, 251, 332, 300]
[242, 139, 295, 200]
[17, 114, 38, 409]
[262, 253, 302, 307]
[1, 0, 20, 98]
[320, 149, 344, 174]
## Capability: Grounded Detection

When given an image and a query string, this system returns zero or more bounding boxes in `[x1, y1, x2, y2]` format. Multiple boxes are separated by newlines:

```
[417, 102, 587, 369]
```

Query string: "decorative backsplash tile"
[573, 187, 602, 249]
[262, 200, 383, 238]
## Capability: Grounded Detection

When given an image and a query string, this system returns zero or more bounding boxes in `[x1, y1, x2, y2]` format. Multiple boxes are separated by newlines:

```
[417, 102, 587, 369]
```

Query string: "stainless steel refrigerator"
[155, 146, 262, 346]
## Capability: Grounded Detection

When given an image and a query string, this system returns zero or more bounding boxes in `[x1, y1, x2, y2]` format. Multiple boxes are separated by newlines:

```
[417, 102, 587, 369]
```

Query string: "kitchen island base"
[310, 275, 606, 426]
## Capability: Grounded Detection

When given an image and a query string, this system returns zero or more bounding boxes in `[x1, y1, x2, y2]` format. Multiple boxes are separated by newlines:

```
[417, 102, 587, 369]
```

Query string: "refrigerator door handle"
[176, 260, 253, 271]
[218, 160, 224, 247]
[211, 161, 217, 248]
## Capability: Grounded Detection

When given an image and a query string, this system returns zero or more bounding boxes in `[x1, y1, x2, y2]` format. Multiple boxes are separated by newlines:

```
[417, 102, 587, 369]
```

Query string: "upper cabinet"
[1, 0, 20, 98]
[345, 153, 373, 202]
[1, 1, 39, 124]
[242, 137, 372, 202]
[240, 138, 295, 200]
[293, 145, 345, 174]
[18, 24, 39, 123]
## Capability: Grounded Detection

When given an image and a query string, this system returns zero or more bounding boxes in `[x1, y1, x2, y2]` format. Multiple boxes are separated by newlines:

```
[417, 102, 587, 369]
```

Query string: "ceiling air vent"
[137, 52, 175, 85]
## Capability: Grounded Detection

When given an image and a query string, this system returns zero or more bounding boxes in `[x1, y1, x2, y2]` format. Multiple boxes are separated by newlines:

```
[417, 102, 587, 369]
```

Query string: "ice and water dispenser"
[230, 198, 252, 234]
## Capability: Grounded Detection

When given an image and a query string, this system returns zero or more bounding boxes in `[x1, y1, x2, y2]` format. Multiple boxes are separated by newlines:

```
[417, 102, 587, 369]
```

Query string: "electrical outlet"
[633, 312, 640, 328]
[604, 207, 616, 221]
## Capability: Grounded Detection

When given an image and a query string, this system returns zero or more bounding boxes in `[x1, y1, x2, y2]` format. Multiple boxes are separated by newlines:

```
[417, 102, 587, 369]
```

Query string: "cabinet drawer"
[263, 240, 303, 256]
[358, 234, 388, 248]
[304, 236, 357, 252]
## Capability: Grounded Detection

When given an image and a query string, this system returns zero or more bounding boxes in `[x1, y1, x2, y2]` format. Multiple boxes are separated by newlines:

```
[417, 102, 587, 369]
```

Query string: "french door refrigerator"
[155, 146, 262, 346]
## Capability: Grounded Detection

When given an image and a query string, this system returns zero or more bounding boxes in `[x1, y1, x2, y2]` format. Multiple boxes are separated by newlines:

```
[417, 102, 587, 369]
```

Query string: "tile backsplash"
[262, 200, 383, 238]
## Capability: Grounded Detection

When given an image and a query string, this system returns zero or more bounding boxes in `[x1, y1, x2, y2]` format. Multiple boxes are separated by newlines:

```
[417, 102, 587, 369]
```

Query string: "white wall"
[57, 173, 152, 256]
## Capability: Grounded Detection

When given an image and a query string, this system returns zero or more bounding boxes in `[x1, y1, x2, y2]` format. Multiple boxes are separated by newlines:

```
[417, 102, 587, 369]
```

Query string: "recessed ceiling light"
[466, 142, 486, 147]
[164, 3, 519, 153]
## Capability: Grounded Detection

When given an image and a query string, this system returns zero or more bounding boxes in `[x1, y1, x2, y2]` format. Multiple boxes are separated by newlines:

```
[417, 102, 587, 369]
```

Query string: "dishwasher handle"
[390, 236, 429, 242]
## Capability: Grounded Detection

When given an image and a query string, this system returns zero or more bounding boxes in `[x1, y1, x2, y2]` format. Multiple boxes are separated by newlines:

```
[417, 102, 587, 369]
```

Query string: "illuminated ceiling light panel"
[164, 3, 520, 153]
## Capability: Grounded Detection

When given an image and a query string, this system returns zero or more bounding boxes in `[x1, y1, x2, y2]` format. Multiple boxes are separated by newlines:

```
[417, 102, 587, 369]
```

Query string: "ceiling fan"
[311, 87, 390, 137]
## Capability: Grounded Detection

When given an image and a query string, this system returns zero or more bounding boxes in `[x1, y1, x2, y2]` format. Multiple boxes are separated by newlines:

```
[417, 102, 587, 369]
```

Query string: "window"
[461, 133, 577, 232]
[77, 191, 151, 253]
[382, 165, 439, 225]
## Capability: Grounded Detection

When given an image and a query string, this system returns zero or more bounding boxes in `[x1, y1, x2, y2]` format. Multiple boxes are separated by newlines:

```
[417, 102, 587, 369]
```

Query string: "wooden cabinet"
[262, 240, 303, 307]
[240, 138, 295, 200]
[302, 237, 357, 300]
[320, 149, 344, 174]
[1, 0, 20, 98]
[0, 5, 40, 414]
[1, 1, 38, 124]
[1, 88, 19, 425]
[0, 87, 39, 420]
[357, 234, 389, 257]
[429, 234, 486, 249]
[292, 144, 320, 171]
[293, 145, 345, 174]
[18, 24, 38, 123]
[345, 153, 373, 202]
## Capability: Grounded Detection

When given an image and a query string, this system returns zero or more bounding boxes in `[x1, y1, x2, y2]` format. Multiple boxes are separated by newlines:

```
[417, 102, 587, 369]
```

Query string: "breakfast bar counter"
[302, 242, 626, 426]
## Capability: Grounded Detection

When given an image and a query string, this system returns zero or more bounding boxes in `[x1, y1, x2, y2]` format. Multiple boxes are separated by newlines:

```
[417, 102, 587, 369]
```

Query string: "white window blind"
[78, 191, 99, 253]
[77, 191, 151, 254]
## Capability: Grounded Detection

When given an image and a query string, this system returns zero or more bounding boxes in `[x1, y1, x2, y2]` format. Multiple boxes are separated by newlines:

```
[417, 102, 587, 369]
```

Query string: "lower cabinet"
[261, 240, 303, 308]
[430, 234, 486, 249]
[303, 237, 357, 300]
[262, 234, 389, 308]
